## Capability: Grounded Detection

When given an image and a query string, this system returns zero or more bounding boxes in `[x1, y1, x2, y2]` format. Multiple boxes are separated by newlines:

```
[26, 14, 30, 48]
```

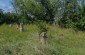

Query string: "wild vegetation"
[0, 0, 85, 55]
[0, 24, 85, 55]
[0, 0, 85, 30]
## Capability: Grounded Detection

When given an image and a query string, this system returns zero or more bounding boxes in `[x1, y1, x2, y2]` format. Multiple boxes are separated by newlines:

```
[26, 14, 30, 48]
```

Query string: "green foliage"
[0, 9, 4, 24]
[59, 0, 80, 28]
[1, 0, 85, 31]
[76, 17, 85, 30]
[75, 5, 85, 30]
[13, 0, 60, 23]
[36, 20, 48, 33]
[58, 0, 85, 30]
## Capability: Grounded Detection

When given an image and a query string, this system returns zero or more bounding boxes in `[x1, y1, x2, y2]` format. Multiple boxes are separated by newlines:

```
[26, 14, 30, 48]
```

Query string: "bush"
[36, 20, 48, 34]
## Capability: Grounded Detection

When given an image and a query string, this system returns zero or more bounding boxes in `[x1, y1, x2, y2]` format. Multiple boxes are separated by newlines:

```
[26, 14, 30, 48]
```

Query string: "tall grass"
[0, 24, 85, 55]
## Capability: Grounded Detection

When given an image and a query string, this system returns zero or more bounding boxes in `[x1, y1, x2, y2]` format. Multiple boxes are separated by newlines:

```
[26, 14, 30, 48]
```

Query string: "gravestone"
[16, 23, 20, 29]
[20, 23, 24, 32]
[40, 32, 47, 45]
[9, 24, 12, 27]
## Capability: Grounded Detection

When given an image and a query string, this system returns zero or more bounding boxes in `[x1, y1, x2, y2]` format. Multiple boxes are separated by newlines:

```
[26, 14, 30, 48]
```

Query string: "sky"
[0, 0, 13, 12]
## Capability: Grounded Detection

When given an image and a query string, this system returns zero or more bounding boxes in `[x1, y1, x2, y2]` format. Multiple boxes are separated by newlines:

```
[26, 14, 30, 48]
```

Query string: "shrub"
[36, 20, 48, 34]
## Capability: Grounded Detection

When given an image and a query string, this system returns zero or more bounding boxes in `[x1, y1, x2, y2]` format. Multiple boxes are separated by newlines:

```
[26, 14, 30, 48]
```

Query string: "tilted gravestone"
[40, 32, 47, 45]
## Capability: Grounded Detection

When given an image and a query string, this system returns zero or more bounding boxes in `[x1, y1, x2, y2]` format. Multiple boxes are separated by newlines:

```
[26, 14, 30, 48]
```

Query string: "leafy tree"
[59, 0, 78, 28]
[75, 4, 85, 30]
[13, 0, 60, 23]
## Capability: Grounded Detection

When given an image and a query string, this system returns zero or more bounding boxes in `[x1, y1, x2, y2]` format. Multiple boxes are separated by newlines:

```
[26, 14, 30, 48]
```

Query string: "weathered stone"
[20, 23, 24, 32]
[9, 24, 12, 27]
[16, 23, 20, 29]
[40, 32, 47, 45]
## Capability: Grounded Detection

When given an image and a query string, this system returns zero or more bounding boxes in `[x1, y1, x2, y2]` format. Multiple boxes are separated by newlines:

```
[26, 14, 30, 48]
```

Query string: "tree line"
[0, 0, 85, 30]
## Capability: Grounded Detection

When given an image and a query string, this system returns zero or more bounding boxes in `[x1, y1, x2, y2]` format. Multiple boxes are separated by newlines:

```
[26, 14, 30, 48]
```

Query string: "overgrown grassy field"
[0, 24, 85, 55]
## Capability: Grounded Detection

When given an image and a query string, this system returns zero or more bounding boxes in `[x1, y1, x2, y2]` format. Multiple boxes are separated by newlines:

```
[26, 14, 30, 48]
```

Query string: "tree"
[75, 4, 85, 30]
[13, 0, 60, 23]
[59, 0, 78, 28]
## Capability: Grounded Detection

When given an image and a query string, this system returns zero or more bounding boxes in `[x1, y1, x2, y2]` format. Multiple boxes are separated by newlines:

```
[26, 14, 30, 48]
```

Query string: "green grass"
[0, 24, 85, 55]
